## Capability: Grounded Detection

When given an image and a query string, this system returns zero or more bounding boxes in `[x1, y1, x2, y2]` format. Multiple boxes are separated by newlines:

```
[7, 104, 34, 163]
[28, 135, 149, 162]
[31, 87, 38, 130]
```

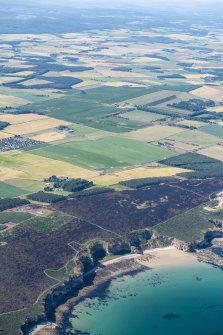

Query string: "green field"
[154, 205, 215, 243]
[169, 129, 221, 146]
[0, 182, 28, 198]
[200, 124, 223, 139]
[120, 110, 165, 123]
[27, 212, 65, 233]
[176, 120, 206, 128]
[0, 212, 33, 224]
[21, 93, 147, 132]
[30, 136, 175, 169]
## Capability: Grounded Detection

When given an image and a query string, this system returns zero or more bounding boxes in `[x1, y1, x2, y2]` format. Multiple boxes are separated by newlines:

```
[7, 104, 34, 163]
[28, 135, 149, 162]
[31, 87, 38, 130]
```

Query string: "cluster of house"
[0, 135, 43, 152]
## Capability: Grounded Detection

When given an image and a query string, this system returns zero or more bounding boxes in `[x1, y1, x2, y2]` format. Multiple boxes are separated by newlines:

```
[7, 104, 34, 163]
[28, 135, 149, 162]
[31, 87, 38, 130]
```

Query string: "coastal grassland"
[154, 205, 216, 243]
[168, 129, 221, 147]
[0, 150, 99, 181]
[199, 124, 223, 139]
[123, 125, 185, 142]
[120, 110, 165, 123]
[30, 136, 175, 169]
[198, 145, 223, 162]
[44, 258, 80, 282]
[92, 166, 190, 186]
[0, 181, 28, 198]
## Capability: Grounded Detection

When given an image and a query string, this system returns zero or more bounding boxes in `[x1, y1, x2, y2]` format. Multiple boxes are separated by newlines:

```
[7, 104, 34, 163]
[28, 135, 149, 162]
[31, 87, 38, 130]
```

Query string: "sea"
[65, 262, 223, 335]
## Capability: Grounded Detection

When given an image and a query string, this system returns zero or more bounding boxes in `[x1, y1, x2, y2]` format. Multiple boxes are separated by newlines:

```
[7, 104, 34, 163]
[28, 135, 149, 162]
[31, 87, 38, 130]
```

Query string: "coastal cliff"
[23, 229, 223, 335]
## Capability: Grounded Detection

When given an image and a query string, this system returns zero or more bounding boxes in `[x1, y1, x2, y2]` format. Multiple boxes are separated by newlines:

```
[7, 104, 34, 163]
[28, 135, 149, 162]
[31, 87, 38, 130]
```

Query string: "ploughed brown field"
[1, 178, 223, 313]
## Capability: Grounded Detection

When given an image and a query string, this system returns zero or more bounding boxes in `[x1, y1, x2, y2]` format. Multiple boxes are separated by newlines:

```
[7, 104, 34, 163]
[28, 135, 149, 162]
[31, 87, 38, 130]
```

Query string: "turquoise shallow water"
[67, 262, 223, 335]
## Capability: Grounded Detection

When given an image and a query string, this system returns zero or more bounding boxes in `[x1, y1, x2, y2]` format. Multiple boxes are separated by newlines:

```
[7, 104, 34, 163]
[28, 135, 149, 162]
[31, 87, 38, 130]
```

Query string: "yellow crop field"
[92, 166, 190, 186]
[124, 125, 184, 142]
[22, 78, 53, 86]
[207, 106, 223, 113]
[0, 132, 11, 139]
[0, 151, 99, 181]
[0, 113, 49, 124]
[0, 166, 24, 181]
[0, 93, 30, 107]
[191, 86, 223, 102]
[31, 131, 67, 142]
[4, 117, 70, 135]
[199, 145, 223, 162]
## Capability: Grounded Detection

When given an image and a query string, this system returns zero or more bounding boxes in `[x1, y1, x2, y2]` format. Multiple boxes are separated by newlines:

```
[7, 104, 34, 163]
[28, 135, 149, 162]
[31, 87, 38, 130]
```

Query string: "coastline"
[32, 247, 197, 335]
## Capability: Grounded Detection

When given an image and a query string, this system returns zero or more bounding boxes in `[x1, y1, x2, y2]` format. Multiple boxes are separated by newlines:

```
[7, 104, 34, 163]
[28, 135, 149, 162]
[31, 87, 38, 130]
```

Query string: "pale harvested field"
[199, 145, 223, 162]
[95, 68, 148, 79]
[71, 80, 99, 88]
[169, 129, 220, 147]
[166, 140, 200, 152]
[176, 120, 206, 128]
[31, 131, 67, 143]
[22, 78, 53, 86]
[0, 34, 55, 41]
[0, 94, 30, 107]
[0, 113, 49, 124]
[207, 105, 223, 113]
[104, 81, 146, 88]
[184, 74, 214, 79]
[0, 151, 99, 181]
[0, 77, 24, 84]
[133, 56, 164, 63]
[0, 166, 23, 181]
[124, 125, 184, 142]
[191, 86, 223, 102]
[10, 71, 34, 77]
[5, 118, 70, 135]
[92, 166, 190, 186]
[0, 132, 11, 139]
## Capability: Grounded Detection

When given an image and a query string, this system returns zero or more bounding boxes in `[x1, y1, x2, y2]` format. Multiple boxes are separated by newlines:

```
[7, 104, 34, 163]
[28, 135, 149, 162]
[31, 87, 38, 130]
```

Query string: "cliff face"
[44, 276, 84, 322]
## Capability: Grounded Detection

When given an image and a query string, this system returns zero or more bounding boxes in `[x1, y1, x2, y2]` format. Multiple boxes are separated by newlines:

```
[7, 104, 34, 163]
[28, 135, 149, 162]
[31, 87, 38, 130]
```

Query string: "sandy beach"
[103, 246, 198, 269]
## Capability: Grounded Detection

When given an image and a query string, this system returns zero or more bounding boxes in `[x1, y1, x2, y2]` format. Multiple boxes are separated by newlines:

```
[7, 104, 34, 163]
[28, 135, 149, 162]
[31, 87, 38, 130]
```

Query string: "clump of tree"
[119, 177, 177, 189]
[0, 121, 9, 130]
[45, 176, 94, 192]
[69, 187, 114, 198]
[160, 153, 223, 179]
[168, 99, 215, 112]
[27, 191, 66, 203]
[0, 198, 29, 212]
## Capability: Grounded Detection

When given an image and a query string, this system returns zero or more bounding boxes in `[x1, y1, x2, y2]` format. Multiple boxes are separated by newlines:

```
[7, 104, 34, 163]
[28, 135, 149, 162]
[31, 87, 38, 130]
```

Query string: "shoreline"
[41, 247, 197, 335]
